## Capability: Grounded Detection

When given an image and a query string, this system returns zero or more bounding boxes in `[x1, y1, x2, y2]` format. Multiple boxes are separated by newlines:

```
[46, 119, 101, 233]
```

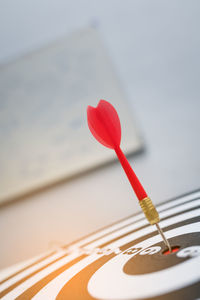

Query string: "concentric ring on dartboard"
[123, 233, 199, 275]
[88, 223, 200, 300]
[0, 190, 200, 300]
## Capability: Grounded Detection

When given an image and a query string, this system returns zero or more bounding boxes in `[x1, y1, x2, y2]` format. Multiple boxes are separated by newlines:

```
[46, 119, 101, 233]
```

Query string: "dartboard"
[0, 190, 200, 300]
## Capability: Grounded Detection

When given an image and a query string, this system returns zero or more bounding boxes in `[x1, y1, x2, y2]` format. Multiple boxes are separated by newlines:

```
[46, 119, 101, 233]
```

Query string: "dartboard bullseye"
[0, 190, 200, 300]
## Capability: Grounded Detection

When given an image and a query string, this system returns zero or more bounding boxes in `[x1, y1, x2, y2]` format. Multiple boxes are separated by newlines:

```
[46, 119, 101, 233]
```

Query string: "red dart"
[87, 99, 172, 251]
[87, 100, 147, 201]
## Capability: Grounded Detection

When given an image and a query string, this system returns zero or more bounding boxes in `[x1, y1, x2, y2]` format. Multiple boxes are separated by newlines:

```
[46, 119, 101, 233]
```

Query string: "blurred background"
[0, 0, 200, 269]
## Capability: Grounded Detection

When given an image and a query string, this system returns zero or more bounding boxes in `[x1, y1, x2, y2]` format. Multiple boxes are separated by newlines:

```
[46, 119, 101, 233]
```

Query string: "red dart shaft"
[115, 145, 172, 251]
[114, 146, 147, 201]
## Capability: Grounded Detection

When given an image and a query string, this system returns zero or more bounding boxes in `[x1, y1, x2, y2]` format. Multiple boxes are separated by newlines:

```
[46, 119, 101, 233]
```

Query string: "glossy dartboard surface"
[0, 190, 200, 300]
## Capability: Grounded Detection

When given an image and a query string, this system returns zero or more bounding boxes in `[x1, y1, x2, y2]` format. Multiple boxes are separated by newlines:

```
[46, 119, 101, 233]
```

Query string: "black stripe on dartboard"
[0, 253, 85, 298]
[91, 205, 200, 249]
[60, 190, 200, 250]
[55, 216, 200, 300]
[61, 192, 200, 250]
[79, 197, 200, 249]
[0, 251, 56, 285]
[15, 255, 87, 300]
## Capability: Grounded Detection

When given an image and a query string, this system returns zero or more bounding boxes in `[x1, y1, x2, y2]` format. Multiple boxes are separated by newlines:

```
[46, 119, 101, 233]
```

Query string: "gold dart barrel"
[139, 197, 160, 225]
[139, 197, 172, 252]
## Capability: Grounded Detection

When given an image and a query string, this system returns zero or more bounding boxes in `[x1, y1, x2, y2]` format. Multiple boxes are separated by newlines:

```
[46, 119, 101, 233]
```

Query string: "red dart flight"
[87, 99, 147, 201]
